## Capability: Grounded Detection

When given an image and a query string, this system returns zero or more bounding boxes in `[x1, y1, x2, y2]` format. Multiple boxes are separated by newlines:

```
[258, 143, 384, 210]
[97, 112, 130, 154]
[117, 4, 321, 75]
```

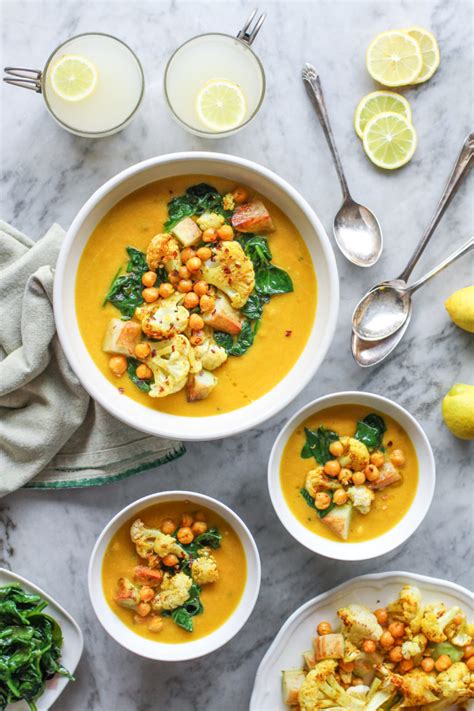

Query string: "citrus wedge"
[196, 79, 247, 132]
[50, 54, 98, 102]
[405, 27, 440, 83]
[354, 90, 412, 139]
[363, 111, 417, 169]
[366, 30, 422, 86]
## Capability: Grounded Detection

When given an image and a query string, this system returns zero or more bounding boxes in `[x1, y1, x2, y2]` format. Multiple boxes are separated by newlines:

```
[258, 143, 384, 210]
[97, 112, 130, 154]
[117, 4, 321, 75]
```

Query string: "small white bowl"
[268, 391, 435, 561]
[88, 491, 261, 661]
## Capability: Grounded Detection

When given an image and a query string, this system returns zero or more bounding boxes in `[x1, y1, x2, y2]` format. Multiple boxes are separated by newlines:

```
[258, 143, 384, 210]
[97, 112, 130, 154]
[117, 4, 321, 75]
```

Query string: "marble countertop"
[1, 1, 473, 709]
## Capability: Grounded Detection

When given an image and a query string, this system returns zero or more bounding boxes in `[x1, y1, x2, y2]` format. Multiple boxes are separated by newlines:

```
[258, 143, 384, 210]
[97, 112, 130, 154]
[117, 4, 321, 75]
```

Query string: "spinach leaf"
[301, 426, 339, 464]
[104, 247, 149, 320]
[168, 583, 203, 632]
[354, 413, 387, 450]
[170, 608, 194, 632]
[214, 319, 259, 357]
[194, 527, 222, 549]
[241, 291, 266, 320]
[255, 264, 293, 296]
[238, 234, 272, 266]
[165, 183, 230, 231]
[299, 488, 336, 519]
[127, 358, 152, 393]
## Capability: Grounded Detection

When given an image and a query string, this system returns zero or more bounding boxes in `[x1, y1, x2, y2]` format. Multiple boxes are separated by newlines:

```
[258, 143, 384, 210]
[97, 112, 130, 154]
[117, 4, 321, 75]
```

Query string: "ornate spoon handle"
[407, 237, 474, 294]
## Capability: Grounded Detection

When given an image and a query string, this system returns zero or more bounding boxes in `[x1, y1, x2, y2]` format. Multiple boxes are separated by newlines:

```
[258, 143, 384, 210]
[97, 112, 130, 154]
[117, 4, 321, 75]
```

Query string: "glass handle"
[236, 9, 266, 46]
[3, 67, 42, 92]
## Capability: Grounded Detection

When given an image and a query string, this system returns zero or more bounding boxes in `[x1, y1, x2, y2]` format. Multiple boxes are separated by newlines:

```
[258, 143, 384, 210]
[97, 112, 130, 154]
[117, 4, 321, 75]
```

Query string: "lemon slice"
[405, 27, 440, 83]
[50, 54, 98, 102]
[196, 79, 246, 132]
[354, 90, 412, 139]
[366, 30, 422, 86]
[363, 111, 417, 169]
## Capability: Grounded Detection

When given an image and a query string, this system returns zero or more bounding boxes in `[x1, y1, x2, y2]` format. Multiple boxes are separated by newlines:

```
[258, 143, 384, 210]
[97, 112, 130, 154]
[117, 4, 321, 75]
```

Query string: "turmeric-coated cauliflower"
[115, 577, 140, 609]
[192, 332, 228, 371]
[305, 467, 340, 497]
[136, 293, 189, 340]
[387, 585, 423, 629]
[196, 211, 225, 231]
[347, 485, 375, 515]
[146, 233, 181, 273]
[191, 552, 219, 585]
[200, 241, 255, 309]
[298, 660, 374, 710]
[401, 634, 427, 659]
[337, 604, 383, 645]
[152, 572, 192, 612]
[423, 662, 472, 710]
[379, 666, 441, 706]
[420, 603, 463, 643]
[130, 519, 186, 560]
[147, 334, 199, 398]
[339, 437, 370, 471]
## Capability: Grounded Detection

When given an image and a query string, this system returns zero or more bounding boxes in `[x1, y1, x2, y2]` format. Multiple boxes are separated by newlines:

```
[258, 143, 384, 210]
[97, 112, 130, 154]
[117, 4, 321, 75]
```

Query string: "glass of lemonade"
[4, 33, 144, 138]
[164, 12, 266, 138]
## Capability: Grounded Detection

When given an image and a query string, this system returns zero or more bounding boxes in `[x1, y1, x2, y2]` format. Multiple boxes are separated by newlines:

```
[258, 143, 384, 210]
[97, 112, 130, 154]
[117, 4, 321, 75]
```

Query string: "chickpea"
[453, 614, 463, 626]
[389, 646, 403, 663]
[142, 271, 157, 287]
[388, 622, 405, 638]
[135, 342, 151, 360]
[192, 521, 207, 535]
[217, 224, 234, 240]
[380, 631, 395, 649]
[142, 287, 159, 303]
[370, 451, 385, 467]
[193, 280, 209, 296]
[339, 661, 354, 673]
[323, 460, 341, 477]
[181, 513, 194, 527]
[177, 527, 194, 545]
[232, 187, 249, 204]
[314, 492, 331, 510]
[374, 608, 388, 626]
[421, 657, 435, 673]
[329, 441, 344, 458]
[399, 659, 414, 674]
[136, 364, 152, 380]
[199, 294, 215, 312]
[435, 655, 452, 672]
[466, 656, 474, 672]
[147, 616, 163, 633]
[178, 279, 193, 293]
[178, 266, 191, 280]
[161, 518, 176, 535]
[187, 256, 202, 272]
[195, 511, 207, 522]
[162, 553, 179, 567]
[197, 247, 212, 261]
[158, 282, 174, 299]
[184, 292, 200, 309]
[189, 313, 205, 331]
[202, 228, 217, 243]
[365, 464, 380, 482]
[181, 247, 196, 262]
[140, 586, 154, 602]
[136, 602, 151, 617]
[362, 640, 377, 654]
[390, 449, 406, 467]
[168, 272, 180, 285]
[338, 468, 352, 483]
[317, 621, 332, 635]
[333, 489, 348, 505]
[109, 355, 127, 376]
[352, 471, 366, 485]
[190, 331, 205, 346]
[463, 645, 474, 659]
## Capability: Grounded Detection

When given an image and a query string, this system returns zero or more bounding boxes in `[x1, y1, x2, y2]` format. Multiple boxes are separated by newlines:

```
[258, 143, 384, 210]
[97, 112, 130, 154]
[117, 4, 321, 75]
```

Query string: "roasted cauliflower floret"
[422, 662, 472, 710]
[152, 572, 192, 612]
[191, 552, 219, 585]
[298, 660, 369, 710]
[387, 585, 422, 629]
[192, 332, 228, 371]
[196, 211, 225, 231]
[136, 293, 189, 340]
[305, 467, 340, 497]
[115, 577, 140, 609]
[401, 634, 427, 659]
[420, 603, 463, 643]
[200, 241, 255, 309]
[378, 665, 441, 707]
[347, 485, 375, 514]
[146, 233, 181, 273]
[223, 193, 235, 211]
[337, 604, 383, 645]
[147, 335, 199, 398]
[130, 519, 186, 560]
[339, 437, 370, 471]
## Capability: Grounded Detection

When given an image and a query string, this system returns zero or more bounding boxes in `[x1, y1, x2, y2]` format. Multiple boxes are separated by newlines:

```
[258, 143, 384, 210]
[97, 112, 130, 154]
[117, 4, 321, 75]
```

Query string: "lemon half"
[50, 54, 98, 102]
[354, 90, 412, 139]
[196, 79, 247, 132]
[366, 30, 423, 86]
[405, 27, 440, 83]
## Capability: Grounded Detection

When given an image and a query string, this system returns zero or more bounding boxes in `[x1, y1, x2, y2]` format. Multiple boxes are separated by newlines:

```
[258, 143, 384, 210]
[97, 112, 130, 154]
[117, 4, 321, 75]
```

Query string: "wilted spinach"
[354, 413, 386, 450]
[165, 183, 231, 231]
[301, 426, 339, 465]
[238, 234, 293, 297]
[127, 358, 152, 393]
[240, 292, 266, 320]
[104, 247, 152, 319]
[214, 319, 259, 356]
[299, 488, 336, 519]
[166, 584, 203, 633]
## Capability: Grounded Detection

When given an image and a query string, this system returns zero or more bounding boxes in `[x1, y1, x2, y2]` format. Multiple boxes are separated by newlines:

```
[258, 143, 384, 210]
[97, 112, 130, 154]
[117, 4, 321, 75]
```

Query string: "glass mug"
[4, 32, 145, 138]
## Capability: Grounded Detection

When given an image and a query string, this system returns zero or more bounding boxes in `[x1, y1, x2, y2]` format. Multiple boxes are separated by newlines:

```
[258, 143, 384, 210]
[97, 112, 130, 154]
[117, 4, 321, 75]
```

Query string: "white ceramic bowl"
[88, 490, 261, 661]
[53, 152, 339, 440]
[268, 391, 435, 561]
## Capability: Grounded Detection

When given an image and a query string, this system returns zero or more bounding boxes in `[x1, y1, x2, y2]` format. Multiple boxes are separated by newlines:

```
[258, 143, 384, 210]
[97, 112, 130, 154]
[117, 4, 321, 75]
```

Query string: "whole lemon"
[445, 286, 474, 333]
[442, 384, 474, 440]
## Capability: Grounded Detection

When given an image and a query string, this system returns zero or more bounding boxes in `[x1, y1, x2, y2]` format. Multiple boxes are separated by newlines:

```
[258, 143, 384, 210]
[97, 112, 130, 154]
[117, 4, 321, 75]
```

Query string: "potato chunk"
[102, 318, 141, 356]
[231, 199, 274, 233]
[202, 292, 242, 335]
[172, 217, 202, 247]
[186, 370, 217, 401]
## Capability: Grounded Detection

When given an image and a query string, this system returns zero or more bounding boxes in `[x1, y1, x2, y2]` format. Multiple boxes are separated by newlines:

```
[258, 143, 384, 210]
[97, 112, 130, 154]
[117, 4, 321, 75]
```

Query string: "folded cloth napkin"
[0, 220, 185, 497]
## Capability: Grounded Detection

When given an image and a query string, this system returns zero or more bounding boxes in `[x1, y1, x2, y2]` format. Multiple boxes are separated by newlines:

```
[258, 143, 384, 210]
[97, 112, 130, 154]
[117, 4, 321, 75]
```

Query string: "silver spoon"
[352, 237, 474, 367]
[302, 63, 383, 267]
[352, 132, 474, 341]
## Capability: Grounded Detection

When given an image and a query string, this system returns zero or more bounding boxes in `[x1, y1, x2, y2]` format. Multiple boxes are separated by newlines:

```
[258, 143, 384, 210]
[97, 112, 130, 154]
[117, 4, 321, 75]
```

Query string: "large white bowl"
[268, 391, 436, 561]
[53, 152, 339, 440]
[88, 490, 261, 661]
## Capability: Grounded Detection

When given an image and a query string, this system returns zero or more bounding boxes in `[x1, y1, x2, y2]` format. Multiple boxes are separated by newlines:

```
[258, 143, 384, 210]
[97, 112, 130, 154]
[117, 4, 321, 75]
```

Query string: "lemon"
[362, 111, 417, 169]
[442, 384, 474, 440]
[445, 286, 474, 333]
[405, 27, 440, 84]
[196, 79, 246, 132]
[366, 30, 423, 86]
[49, 54, 98, 102]
[354, 90, 412, 139]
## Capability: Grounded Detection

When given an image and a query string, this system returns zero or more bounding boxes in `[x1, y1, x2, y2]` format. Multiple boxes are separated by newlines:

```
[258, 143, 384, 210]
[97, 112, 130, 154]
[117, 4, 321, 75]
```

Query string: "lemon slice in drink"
[354, 90, 412, 139]
[50, 54, 98, 102]
[366, 30, 422, 86]
[196, 79, 246, 132]
[363, 111, 417, 169]
[405, 27, 440, 83]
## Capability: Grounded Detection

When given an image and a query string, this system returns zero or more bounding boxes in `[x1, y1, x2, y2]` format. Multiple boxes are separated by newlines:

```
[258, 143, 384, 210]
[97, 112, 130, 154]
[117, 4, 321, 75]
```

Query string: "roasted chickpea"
[202, 228, 217, 243]
[453, 614, 463, 626]
[333, 488, 348, 505]
[421, 657, 435, 673]
[317, 621, 332, 635]
[158, 282, 174, 299]
[374, 608, 388, 625]
[190, 331, 205, 346]
[362, 640, 377, 654]
[135, 342, 151, 360]
[189, 313, 204, 331]
[136, 364, 152, 380]
[380, 631, 395, 649]
[162, 553, 179, 567]
[184, 292, 200, 309]
[193, 280, 209, 296]
[338, 468, 352, 483]
[232, 187, 249, 204]
[136, 602, 151, 617]
[352, 471, 366, 485]
[390, 449, 406, 467]
[178, 279, 193, 293]
[161, 519, 176, 535]
[140, 586, 154, 602]
[329, 441, 344, 458]
[142, 287, 159, 303]
[178, 266, 191, 279]
[314, 492, 331, 510]
[191, 521, 207, 536]
[370, 451, 385, 467]
[194, 511, 207, 522]
[199, 294, 215, 312]
[435, 655, 452, 672]
[187, 256, 202, 272]
[142, 271, 157, 287]
[323, 460, 341, 477]
[339, 661, 354, 673]
[181, 247, 196, 262]
[196, 246, 212, 261]
[181, 513, 194, 527]
[147, 616, 163, 633]
[389, 646, 403, 663]
[168, 272, 180, 285]
[388, 622, 405, 638]
[466, 656, 474, 672]
[177, 527, 194, 545]
[217, 224, 234, 240]
[109, 355, 127, 376]
[463, 645, 474, 659]
[365, 464, 380, 482]
[399, 659, 414, 674]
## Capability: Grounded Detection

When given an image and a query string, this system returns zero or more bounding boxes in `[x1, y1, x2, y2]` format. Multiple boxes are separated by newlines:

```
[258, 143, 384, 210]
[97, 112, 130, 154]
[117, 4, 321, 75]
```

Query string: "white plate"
[0, 568, 83, 711]
[250, 572, 474, 711]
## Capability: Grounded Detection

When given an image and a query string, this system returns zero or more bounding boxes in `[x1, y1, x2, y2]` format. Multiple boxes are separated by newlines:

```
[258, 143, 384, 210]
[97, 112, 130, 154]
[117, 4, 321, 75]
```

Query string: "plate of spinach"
[0, 569, 83, 711]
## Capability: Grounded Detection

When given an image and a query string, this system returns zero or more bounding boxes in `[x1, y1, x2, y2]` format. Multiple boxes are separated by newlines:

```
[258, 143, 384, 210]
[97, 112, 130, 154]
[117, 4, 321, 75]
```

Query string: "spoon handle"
[399, 133, 474, 282]
[302, 63, 350, 201]
[408, 237, 474, 294]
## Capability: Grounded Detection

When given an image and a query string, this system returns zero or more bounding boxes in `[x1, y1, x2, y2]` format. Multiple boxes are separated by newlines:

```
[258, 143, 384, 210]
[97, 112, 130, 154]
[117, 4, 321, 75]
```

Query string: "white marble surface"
[1, 1, 473, 709]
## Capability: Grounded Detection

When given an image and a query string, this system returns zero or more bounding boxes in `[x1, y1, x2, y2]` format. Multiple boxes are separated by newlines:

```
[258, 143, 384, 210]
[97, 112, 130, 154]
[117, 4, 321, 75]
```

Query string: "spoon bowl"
[334, 198, 383, 267]
[352, 304, 412, 367]
[352, 279, 410, 341]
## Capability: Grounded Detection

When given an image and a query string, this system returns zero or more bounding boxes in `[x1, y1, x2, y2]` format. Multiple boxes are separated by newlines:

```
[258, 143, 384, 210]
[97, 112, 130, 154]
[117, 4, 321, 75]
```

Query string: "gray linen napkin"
[0, 220, 185, 496]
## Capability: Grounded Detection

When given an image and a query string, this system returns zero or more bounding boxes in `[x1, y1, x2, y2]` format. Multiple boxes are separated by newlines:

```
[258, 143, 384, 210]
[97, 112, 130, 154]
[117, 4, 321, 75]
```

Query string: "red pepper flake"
[285, 330, 293, 337]
[151, 349, 157, 357]
[118, 387, 125, 394]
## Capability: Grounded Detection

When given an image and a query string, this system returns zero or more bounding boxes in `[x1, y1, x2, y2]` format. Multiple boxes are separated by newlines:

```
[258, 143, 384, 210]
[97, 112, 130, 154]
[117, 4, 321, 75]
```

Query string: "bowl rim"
[53, 151, 339, 440]
[88, 489, 261, 661]
[268, 390, 436, 561]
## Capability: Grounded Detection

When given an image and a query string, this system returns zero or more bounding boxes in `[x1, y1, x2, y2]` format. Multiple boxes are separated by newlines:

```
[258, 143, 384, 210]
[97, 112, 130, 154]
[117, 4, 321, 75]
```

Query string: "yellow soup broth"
[102, 502, 247, 643]
[280, 405, 419, 543]
[75, 176, 317, 416]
